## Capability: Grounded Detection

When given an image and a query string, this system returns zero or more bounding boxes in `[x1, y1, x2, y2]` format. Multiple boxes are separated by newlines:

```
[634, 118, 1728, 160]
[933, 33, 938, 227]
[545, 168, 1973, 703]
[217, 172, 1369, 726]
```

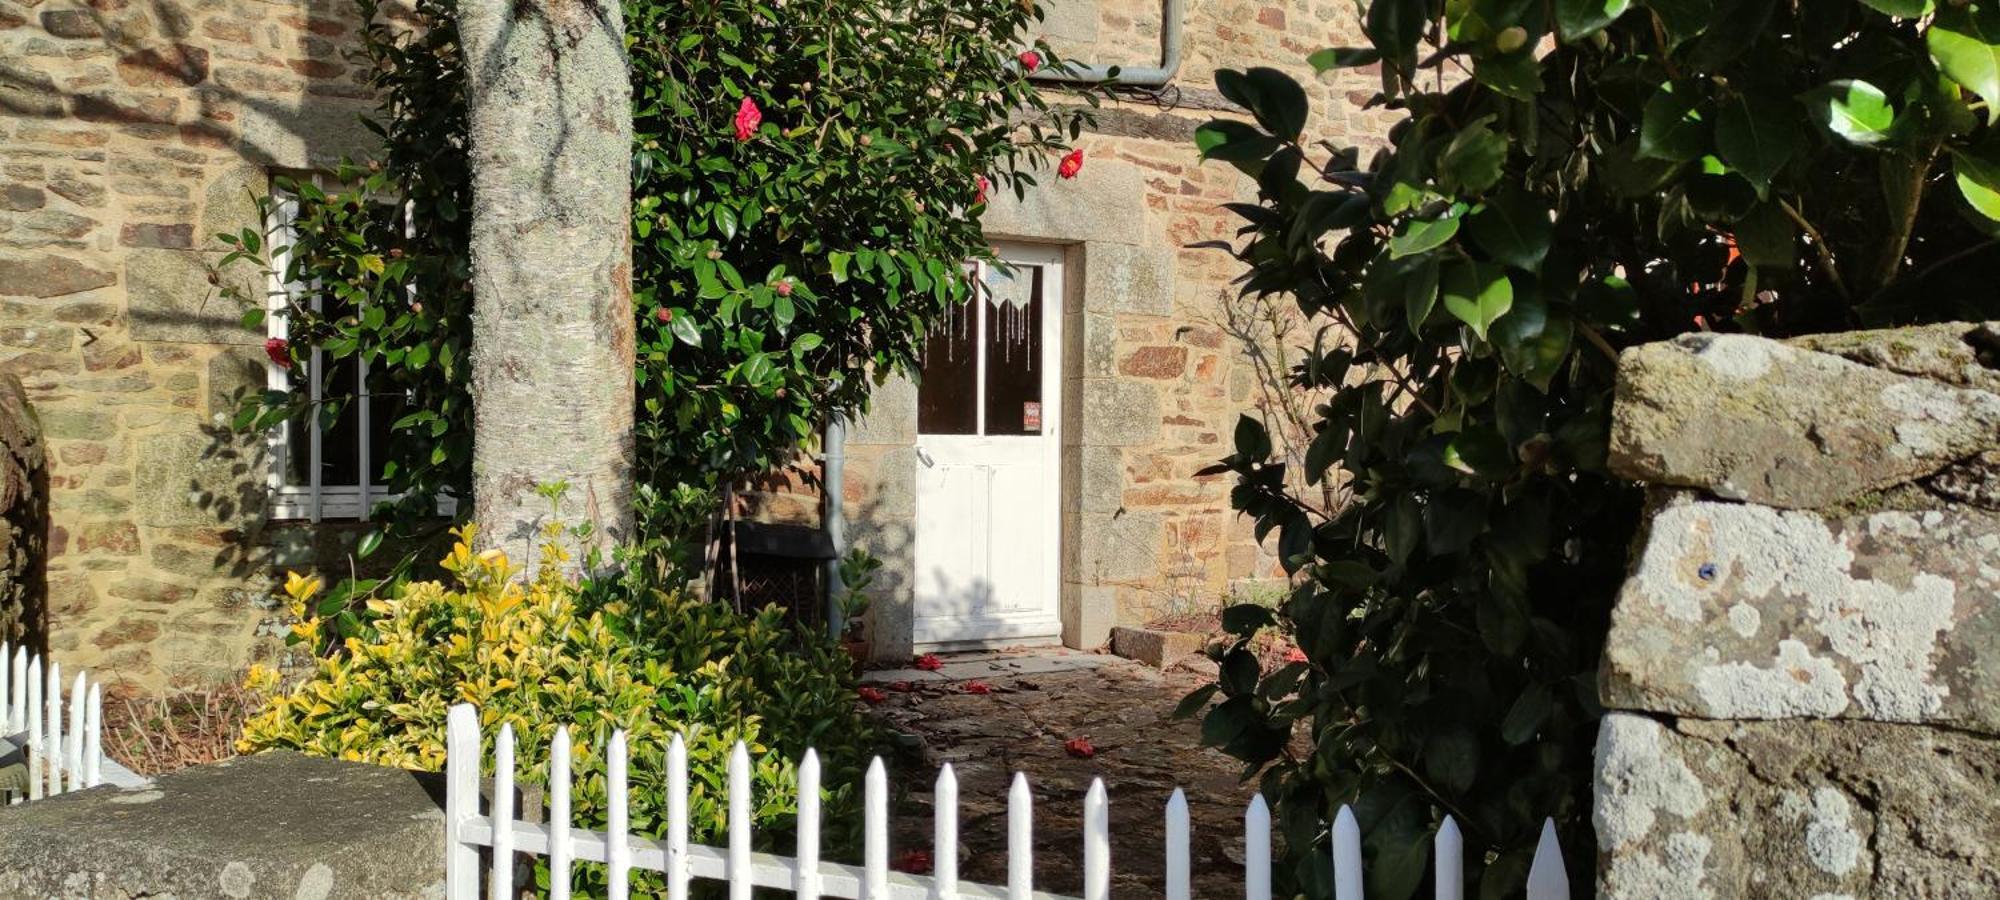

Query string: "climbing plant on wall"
[1185, 1, 2000, 895]
[220, 0, 1100, 580]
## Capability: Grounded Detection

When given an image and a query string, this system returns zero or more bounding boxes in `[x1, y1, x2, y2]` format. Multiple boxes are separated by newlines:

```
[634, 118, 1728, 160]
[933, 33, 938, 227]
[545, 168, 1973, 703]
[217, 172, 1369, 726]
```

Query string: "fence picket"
[798, 748, 822, 900]
[443, 704, 479, 900]
[1007, 773, 1032, 900]
[490, 723, 515, 900]
[428, 701, 1577, 900]
[84, 683, 101, 788]
[935, 763, 959, 897]
[1082, 778, 1108, 900]
[8, 646, 22, 734]
[1245, 794, 1271, 900]
[21, 655, 34, 800]
[727, 741, 751, 900]
[1435, 816, 1463, 900]
[549, 726, 572, 900]
[863, 757, 887, 899]
[1165, 788, 1189, 900]
[607, 728, 631, 900]
[66, 670, 83, 792]
[667, 733, 689, 900]
[1525, 818, 1568, 900]
[1332, 805, 1363, 900]
[44, 660, 59, 797]
[0, 642, 8, 731]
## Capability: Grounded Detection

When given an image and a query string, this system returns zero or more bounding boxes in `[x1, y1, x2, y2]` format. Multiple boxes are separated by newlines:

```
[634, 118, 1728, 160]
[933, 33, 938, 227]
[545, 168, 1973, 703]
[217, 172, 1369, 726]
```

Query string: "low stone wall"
[1594, 325, 2000, 896]
[0, 373, 48, 651]
[0, 751, 447, 899]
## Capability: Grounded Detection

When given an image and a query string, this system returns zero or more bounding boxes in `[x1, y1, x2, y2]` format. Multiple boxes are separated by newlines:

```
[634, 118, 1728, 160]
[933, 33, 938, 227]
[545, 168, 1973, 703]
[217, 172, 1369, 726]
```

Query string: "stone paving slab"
[862, 648, 1122, 684]
[870, 654, 1255, 898]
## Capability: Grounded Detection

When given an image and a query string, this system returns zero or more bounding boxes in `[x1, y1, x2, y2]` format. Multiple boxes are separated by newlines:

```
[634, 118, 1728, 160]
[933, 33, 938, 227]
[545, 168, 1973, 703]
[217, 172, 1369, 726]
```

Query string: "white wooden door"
[912, 243, 1063, 646]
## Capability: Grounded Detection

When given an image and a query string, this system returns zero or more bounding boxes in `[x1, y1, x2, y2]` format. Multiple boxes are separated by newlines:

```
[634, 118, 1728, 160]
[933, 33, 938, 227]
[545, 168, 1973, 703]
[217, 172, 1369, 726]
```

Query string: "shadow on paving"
[874, 655, 1257, 898]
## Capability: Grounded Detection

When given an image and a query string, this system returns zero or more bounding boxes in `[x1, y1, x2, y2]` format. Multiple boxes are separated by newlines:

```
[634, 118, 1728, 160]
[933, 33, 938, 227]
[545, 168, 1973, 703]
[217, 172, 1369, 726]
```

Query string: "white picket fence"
[0, 642, 143, 802]
[443, 703, 1572, 899]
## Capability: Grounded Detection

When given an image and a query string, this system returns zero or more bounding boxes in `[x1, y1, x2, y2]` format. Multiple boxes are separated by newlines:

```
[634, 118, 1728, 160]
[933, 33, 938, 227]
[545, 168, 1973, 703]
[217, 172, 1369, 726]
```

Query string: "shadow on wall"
[841, 486, 913, 656]
[2, 374, 50, 656]
[0, 0, 376, 171]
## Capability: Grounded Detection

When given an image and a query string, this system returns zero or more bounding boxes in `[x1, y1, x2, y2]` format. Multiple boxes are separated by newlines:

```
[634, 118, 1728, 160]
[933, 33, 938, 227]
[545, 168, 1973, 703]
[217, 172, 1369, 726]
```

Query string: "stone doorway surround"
[846, 160, 1176, 662]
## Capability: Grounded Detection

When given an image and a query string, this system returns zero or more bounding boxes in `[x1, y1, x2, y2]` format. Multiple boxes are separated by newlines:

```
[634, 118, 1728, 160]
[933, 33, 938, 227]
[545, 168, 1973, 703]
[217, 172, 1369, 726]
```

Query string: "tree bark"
[457, 0, 634, 572]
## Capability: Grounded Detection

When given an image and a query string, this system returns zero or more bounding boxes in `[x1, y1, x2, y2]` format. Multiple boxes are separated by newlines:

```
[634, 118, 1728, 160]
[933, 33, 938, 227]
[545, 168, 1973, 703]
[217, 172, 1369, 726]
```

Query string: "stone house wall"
[0, 0, 381, 688]
[1593, 325, 2000, 896]
[845, 0, 1395, 658]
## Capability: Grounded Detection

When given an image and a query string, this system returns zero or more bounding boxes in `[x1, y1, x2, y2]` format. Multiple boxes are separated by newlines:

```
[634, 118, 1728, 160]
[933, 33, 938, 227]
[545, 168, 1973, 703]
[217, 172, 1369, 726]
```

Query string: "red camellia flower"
[654, 307, 672, 323]
[975, 174, 991, 204]
[1064, 736, 1096, 758]
[914, 653, 943, 671]
[1284, 646, 1308, 663]
[889, 680, 914, 693]
[963, 680, 991, 695]
[1058, 148, 1084, 179]
[893, 849, 932, 875]
[733, 96, 762, 141]
[264, 337, 291, 369]
[1018, 50, 1041, 72]
[857, 686, 886, 705]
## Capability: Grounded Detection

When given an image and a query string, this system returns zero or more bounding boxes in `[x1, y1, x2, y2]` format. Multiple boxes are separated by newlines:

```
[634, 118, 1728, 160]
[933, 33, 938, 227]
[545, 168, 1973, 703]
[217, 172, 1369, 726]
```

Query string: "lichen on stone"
[1593, 714, 1707, 851]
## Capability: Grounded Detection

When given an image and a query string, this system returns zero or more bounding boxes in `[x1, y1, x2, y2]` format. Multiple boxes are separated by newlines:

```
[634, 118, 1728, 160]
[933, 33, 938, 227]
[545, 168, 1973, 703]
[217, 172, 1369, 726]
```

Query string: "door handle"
[916, 446, 935, 468]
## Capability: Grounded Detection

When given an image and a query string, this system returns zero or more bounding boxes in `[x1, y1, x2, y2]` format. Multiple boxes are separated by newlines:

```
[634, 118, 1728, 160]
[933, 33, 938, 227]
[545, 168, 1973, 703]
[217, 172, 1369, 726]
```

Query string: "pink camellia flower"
[1058, 147, 1084, 180]
[975, 174, 991, 204]
[914, 653, 943, 671]
[775, 279, 793, 297]
[1018, 50, 1041, 72]
[963, 680, 991, 695]
[654, 307, 671, 323]
[264, 337, 291, 369]
[1284, 646, 1308, 663]
[733, 96, 762, 141]
[857, 686, 886, 705]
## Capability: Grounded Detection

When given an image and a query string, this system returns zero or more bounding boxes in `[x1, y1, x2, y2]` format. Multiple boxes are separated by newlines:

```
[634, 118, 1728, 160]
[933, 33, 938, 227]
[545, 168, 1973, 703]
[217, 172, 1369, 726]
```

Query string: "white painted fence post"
[864, 757, 887, 900]
[667, 733, 689, 900]
[548, 726, 572, 900]
[65, 670, 84, 792]
[607, 728, 631, 900]
[1008, 773, 1033, 900]
[727, 741, 751, 900]
[1331, 805, 1363, 900]
[1525, 818, 1568, 899]
[1435, 816, 1463, 900]
[84, 683, 101, 788]
[0, 642, 8, 732]
[43, 660, 59, 796]
[7, 645, 23, 734]
[1245, 794, 1271, 900]
[23, 655, 38, 800]
[489, 723, 514, 900]
[797, 748, 822, 900]
[1165, 788, 1190, 900]
[935, 763, 959, 898]
[1082, 778, 1109, 900]
[444, 703, 480, 900]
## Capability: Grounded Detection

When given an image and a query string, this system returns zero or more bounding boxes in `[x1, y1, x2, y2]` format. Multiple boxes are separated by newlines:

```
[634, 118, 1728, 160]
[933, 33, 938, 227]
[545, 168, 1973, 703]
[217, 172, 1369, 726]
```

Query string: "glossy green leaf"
[1308, 47, 1381, 72]
[1800, 79, 1895, 145]
[1638, 83, 1706, 162]
[1715, 93, 1801, 197]
[1195, 119, 1281, 162]
[1466, 191, 1553, 272]
[1555, 0, 1632, 42]
[1953, 146, 2000, 222]
[1440, 261, 1514, 340]
[1859, 0, 1931, 15]
[1501, 682, 1554, 744]
[1490, 295, 1574, 391]
[1389, 213, 1462, 258]
[1403, 253, 1443, 333]
[1931, 2, 2000, 124]
[1438, 122, 1509, 195]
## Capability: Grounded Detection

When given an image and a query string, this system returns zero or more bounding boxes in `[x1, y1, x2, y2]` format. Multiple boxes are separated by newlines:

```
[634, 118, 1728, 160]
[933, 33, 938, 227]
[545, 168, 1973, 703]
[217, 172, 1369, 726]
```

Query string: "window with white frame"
[263, 185, 426, 522]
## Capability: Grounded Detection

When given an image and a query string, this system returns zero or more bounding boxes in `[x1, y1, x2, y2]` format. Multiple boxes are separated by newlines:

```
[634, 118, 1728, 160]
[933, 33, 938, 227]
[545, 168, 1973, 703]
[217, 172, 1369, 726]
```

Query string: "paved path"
[870, 651, 1253, 898]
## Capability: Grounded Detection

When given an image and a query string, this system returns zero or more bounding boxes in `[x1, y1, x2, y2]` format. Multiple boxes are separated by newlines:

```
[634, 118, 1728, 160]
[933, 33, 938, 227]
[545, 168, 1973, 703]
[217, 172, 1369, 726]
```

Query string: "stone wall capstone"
[1595, 325, 2000, 897]
[0, 372, 48, 652]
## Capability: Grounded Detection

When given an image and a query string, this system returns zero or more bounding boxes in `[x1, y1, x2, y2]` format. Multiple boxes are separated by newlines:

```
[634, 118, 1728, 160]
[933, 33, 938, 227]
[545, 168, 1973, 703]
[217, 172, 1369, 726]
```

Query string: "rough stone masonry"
[1595, 324, 2000, 897]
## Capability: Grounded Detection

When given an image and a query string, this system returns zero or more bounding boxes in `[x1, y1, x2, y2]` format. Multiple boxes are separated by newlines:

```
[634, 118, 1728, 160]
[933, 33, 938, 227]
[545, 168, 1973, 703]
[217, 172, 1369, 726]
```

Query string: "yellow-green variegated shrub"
[239, 526, 875, 893]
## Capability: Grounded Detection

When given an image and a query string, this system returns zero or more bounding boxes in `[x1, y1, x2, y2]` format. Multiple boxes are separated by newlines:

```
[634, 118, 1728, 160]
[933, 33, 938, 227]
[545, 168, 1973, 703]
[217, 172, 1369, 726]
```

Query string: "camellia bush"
[1185, 1, 2000, 895]
[219, 0, 1100, 576]
[241, 525, 878, 894]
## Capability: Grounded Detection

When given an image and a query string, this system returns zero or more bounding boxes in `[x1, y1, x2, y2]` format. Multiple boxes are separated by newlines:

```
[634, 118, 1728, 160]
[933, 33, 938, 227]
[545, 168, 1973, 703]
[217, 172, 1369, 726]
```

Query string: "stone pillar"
[1594, 326, 2000, 896]
[0, 373, 48, 653]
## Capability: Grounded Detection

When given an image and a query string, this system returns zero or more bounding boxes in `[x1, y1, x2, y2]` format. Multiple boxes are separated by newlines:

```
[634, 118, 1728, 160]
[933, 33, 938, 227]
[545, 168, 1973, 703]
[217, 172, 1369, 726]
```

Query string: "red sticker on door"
[1022, 401, 1042, 432]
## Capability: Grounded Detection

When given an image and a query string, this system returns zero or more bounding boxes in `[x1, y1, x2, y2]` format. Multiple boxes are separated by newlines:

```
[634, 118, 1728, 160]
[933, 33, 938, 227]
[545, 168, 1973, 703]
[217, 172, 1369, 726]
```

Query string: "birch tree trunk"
[456, 0, 634, 571]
